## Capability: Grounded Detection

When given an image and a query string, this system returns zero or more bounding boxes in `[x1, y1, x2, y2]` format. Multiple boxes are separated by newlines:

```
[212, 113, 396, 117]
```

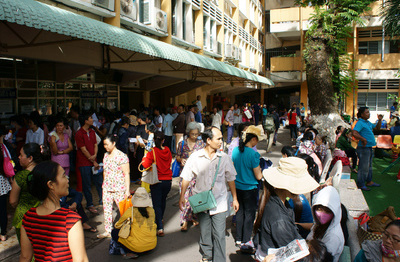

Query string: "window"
[357, 79, 400, 89]
[182, 3, 186, 39]
[203, 17, 208, 47]
[357, 92, 396, 111]
[358, 40, 400, 55]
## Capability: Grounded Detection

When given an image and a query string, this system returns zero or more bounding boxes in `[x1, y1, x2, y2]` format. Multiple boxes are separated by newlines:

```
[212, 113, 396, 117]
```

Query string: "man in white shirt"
[233, 103, 241, 133]
[180, 127, 239, 262]
[211, 107, 221, 128]
[226, 105, 235, 144]
[162, 108, 174, 151]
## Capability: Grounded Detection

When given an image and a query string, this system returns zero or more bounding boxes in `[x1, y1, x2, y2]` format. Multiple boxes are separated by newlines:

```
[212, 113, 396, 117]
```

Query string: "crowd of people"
[0, 97, 397, 262]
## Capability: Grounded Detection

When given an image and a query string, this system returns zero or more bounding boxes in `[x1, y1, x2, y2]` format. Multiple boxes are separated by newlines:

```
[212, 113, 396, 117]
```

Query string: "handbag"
[172, 141, 184, 178]
[188, 156, 221, 214]
[139, 149, 160, 185]
[2, 144, 15, 178]
[118, 207, 133, 239]
[118, 195, 133, 216]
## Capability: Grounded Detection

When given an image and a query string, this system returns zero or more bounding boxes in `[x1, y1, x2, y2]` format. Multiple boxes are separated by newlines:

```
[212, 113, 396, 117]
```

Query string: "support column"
[144, 91, 150, 107]
[104, 0, 121, 27]
[161, 0, 172, 44]
[194, 5, 204, 54]
[300, 81, 308, 114]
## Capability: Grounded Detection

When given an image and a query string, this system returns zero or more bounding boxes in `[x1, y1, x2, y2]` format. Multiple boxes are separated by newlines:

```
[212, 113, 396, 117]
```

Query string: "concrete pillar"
[161, 0, 172, 44]
[194, 5, 204, 54]
[104, 0, 121, 27]
[143, 91, 151, 107]
[300, 80, 308, 114]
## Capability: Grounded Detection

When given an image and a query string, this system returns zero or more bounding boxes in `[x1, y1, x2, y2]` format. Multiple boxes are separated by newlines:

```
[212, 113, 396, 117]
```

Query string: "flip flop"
[84, 227, 98, 233]
[123, 253, 139, 259]
[97, 232, 111, 239]
[367, 182, 380, 187]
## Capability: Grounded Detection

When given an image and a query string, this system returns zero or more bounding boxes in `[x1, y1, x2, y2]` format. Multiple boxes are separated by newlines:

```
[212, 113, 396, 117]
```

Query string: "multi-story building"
[0, 0, 271, 116]
[265, 0, 400, 121]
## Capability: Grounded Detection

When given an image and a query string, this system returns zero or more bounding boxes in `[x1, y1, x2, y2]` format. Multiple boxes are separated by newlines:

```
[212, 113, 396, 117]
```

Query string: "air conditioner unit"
[120, 0, 138, 21]
[142, 0, 151, 24]
[225, 44, 233, 58]
[238, 48, 243, 62]
[92, 0, 115, 11]
[154, 8, 168, 33]
[232, 45, 238, 60]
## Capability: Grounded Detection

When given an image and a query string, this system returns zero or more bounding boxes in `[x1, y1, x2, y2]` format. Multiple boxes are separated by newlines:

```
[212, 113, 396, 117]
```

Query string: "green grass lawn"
[351, 157, 400, 216]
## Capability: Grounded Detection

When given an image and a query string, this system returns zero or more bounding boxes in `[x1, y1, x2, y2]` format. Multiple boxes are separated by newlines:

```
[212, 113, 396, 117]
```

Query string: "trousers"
[236, 188, 258, 243]
[356, 147, 373, 187]
[198, 211, 227, 262]
[103, 190, 125, 234]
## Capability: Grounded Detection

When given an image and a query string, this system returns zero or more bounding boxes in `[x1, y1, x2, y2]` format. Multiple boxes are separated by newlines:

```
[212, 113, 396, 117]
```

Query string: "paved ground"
[2, 126, 293, 261]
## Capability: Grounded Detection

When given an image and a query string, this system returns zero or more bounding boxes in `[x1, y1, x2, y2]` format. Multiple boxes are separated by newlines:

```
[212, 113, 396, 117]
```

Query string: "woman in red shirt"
[20, 161, 88, 262]
[288, 106, 298, 141]
[141, 131, 172, 237]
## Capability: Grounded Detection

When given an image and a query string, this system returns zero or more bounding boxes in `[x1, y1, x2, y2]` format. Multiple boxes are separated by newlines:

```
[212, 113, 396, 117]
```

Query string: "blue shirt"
[374, 119, 387, 129]
[262, 108, 268, 116]
[288, 194, 313, 223]
[354, 118, 376, 147]
[163, 114, 174, 136]
[232, 146, 260, 190]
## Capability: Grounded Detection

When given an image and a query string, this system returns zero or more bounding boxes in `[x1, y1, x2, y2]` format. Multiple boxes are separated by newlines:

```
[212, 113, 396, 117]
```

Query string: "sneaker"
[235, 241, 242, 247]
[359, 186, 371, 191]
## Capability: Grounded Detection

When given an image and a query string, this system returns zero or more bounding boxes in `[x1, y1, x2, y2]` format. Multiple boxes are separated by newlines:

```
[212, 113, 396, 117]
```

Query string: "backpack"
[263, 114, 275, 134]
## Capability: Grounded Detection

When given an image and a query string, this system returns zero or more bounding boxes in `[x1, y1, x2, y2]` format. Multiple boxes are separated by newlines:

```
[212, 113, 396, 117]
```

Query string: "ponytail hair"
[154, 131, 165, 149]
[253, 181, 275, 234]
[22, 143, 43, 164]
[239, 133, 257, 153]
[27, 161, 60, 201]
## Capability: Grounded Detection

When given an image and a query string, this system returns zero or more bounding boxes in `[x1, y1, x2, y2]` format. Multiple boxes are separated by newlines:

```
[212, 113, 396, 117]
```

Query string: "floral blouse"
[177, 138, 205, 161]
[103, 149, 129, 192]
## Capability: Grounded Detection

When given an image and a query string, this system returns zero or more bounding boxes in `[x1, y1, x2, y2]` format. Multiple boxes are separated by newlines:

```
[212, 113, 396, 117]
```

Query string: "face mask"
[381, 243, 400, 258]
[315, 210, 334, 225]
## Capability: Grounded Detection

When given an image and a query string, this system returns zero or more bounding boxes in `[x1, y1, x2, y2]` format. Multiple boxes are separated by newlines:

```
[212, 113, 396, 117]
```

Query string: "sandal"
[88, 206, 98, 214]
[0, 235, 6, 241]
[83, 226, 98, 233]
[180, 222, 188, 232]
[192, 220, 199, 227]
[97, 232, 111, 239]
[157, 229, 165, 237]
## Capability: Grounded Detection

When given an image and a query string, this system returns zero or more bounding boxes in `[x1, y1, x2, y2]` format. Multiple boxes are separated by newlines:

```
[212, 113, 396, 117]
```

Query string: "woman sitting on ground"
[307, 186, 344, 262]
[20, 161, 88, 262]
[113, 187, 157, 259]
[336, 128, 358, 173]
[354, 220, 400, 262]
[253, 157, 319, 262]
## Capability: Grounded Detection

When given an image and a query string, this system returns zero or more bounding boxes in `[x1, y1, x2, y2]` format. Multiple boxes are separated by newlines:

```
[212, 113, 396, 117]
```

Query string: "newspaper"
[268, 239, 309, 262]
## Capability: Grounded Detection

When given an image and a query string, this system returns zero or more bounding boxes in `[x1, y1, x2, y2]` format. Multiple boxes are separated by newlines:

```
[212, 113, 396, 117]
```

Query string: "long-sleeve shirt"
[226, 110, 234, 125]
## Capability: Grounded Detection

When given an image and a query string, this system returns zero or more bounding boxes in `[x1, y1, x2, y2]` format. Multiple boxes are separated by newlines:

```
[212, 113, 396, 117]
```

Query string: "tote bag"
[139, 149, 160, 185]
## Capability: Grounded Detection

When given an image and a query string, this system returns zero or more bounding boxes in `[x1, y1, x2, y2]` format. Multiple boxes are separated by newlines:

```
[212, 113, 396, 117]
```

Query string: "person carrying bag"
[188, 157, 221, 214]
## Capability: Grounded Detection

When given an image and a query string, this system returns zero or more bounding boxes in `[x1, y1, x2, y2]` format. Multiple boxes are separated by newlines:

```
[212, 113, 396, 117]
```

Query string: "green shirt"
[12, 170, 40, 228]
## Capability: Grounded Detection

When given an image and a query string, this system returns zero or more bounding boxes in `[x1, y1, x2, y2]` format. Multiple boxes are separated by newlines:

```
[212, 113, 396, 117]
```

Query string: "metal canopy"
[0, 0, 274, 86]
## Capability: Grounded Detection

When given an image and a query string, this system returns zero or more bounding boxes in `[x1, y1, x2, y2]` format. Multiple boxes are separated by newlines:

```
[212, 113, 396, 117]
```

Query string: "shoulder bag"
[172, 141, 184, 178]
[139, 149, 160, 185]
[2, 144, 15, 178]
[188, 156, 221, 214]
[118, 207, 133, 239]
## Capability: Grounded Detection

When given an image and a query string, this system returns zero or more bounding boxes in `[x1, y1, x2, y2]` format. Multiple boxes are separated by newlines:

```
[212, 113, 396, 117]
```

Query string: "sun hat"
[262, 157, 319, 195]
[242, 125, 267, 141]
[129, 115, 138, 126]
[131, 187, 153, 207]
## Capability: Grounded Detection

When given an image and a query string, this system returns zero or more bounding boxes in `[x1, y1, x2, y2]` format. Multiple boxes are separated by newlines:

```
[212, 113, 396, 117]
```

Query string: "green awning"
[0, 0, 273, 86]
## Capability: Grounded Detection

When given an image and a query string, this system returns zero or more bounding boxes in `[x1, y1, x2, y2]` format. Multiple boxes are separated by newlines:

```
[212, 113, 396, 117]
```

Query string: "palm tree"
[382, 0, 400, 38]
[296, 0, 374, 115]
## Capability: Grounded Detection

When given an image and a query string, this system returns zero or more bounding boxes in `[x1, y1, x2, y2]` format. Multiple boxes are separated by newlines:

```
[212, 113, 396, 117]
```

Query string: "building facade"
[265, 0, 400, 121]
[0, 0, 270, 117]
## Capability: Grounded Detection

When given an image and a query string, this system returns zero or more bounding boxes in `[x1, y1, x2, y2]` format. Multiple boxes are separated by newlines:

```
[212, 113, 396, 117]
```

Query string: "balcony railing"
[270, 56, 302, 72]
[358, 53, 400, 70]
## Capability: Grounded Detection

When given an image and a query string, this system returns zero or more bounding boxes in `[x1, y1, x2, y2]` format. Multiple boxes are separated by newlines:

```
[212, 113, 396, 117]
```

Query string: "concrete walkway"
[1, 126, 294, 261]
